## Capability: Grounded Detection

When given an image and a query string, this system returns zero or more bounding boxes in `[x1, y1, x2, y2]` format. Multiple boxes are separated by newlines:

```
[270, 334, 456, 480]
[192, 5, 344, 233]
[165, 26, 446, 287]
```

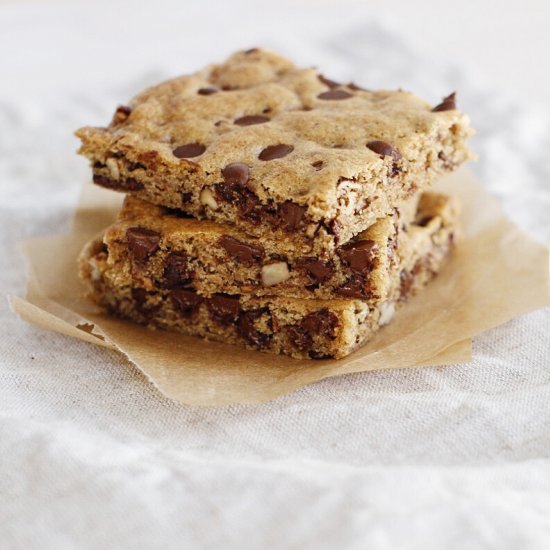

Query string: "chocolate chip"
[295, 258, 334, 285]
[237, 308, 271, 348]
[285, 325, 312, 351]
[279, 201, 306, 230]
[335, 274, 372, 299]
[234, 115, 270, 126]
[259, 144, 294, 161]
[112, 105, 131, 124]
[126, 227, 161, 264]
[301, 309, 338, 339]
[207, 294, 240, 325]
[163, 252, 191, 289]
[181, 192, 192, 203]
[337, 240, 378, 273]
[432, 92, 456, 112]
[286, 309, 338, 350]
[222, 162, 250, 186]
[244, 47, 259, 54]
[221, 84, 239, 91]
[171, 289, 203, 317]
[311, 160, 324, 170]
[219, 235, 264, 264]
[131, 288, 147, 310]
[366, 141, 401, 160]
[317, 74, 340, 88]
[215, 182, 263, 224]
[172, 143, 206, 158]
[93, 174, 144, 192]
[198, 87, 218, 95]
[317, 89, 353, 100]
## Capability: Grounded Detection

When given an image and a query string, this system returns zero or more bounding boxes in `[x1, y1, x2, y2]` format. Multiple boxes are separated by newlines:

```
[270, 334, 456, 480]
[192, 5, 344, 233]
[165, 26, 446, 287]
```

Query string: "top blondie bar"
[77, 48, 473, 256]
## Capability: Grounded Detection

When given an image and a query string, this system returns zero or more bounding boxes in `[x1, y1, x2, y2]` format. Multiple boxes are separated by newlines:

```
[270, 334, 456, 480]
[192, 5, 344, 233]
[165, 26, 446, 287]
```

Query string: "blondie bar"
[79, 193, 458, 359]
[77, 49, 472, 254]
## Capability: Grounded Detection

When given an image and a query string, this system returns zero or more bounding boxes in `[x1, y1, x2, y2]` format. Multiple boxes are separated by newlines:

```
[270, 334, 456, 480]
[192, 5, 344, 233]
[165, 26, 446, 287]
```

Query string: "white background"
[1, 1, 550, 549]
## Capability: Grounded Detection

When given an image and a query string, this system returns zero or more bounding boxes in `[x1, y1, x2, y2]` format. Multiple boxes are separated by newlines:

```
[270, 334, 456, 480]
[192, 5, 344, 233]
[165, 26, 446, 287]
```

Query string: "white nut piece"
[106, 158, 120, 180]
[200, 187, 218, 210]
[378, 301, 396, 326]
[88, 259, 102, 282]
[261, 262, 290, 286]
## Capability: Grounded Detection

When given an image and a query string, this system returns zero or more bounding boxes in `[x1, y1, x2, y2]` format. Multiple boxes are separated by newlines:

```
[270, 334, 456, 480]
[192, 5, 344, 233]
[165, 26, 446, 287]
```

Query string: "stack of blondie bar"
[76, 49, 473, 359]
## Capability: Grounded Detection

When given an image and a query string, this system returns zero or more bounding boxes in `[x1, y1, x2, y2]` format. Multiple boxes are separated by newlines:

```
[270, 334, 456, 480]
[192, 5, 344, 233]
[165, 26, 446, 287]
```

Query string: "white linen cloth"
[1, 1, 549, 548]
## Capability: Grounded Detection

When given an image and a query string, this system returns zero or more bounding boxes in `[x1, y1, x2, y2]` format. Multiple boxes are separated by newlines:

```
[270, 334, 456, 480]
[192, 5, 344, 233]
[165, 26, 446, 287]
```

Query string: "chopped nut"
[200, 187, 218, 210]
[378, 301, 395, 326]
[88, 259, 102, 282]
[106, 158, 120, 180]
[305, 222, 319, 238]
[261, 262, 290, 286]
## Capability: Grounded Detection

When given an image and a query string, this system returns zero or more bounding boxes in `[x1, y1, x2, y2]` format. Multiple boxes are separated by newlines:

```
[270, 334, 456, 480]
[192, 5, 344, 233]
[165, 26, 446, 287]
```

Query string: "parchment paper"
[9, 169, 550, 405]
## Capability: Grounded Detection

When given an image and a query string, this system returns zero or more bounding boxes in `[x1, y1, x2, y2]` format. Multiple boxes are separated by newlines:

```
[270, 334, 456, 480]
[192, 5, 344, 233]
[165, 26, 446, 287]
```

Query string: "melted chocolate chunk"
[337, 240, 378, 273]
[295, 258, 334, 285]
[317, 74, 340, 88]
[366, 141, 401, 160]
[171, 289, 203, 317]
[215, 183, 262, 224]
[112, 105, 131, 124]
[234, 115, 270, 126]
[126, 227, 161, 264]
[286, 309, 339, 351]
[432, 92, 456, 112]
[163, 252, 191, 289]
[335, 273, 372, 299]
[198, 87, 218, 95]
[258, 144, 294, 161]
[285, 325, 312, 351]
[311, 160, 324, 171]
[219, 235, 264, 264]
[301, 309, 338, 339]
[93, 174, 144, 192]
[172, 143, 206, 158]
[207, 294, 240, 325]
[237, 308, 271, 348]
[222, 162, 250, 186]
[317, 89, 353, 100]
[279, 201, 307, 230]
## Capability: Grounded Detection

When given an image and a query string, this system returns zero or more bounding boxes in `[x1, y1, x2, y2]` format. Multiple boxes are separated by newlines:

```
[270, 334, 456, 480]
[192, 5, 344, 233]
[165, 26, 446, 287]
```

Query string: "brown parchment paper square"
[9, 169, 550, 406]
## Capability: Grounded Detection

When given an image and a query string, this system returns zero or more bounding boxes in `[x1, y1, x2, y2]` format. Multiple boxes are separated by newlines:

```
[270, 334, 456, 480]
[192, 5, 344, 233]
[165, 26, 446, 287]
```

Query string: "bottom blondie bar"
[79, 193, 458, 359]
